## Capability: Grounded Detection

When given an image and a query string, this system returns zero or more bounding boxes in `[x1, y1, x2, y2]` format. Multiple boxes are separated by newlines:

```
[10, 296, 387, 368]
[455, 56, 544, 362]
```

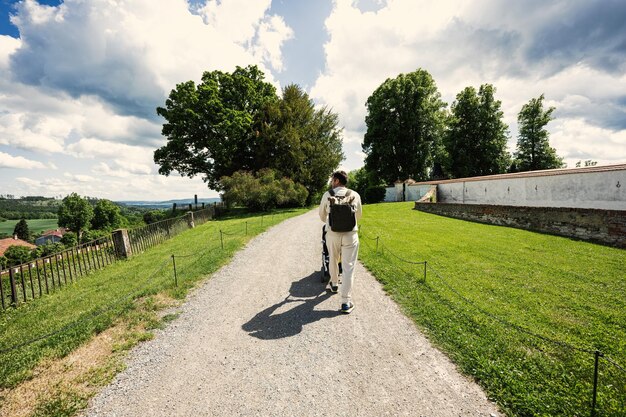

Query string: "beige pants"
[326, 230, 359, 304]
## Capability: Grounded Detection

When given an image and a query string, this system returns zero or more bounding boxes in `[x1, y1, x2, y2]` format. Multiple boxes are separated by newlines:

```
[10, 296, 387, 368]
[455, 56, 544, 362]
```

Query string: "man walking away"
[318, 170, 362, 313]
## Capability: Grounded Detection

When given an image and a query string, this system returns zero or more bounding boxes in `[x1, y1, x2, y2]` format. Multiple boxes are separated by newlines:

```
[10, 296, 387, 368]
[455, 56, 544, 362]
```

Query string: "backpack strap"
[328, 188, 353, 204]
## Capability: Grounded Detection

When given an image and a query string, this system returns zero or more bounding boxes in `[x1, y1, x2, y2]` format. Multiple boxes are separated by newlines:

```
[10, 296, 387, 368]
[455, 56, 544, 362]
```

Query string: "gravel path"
[82, 210, 501, 417]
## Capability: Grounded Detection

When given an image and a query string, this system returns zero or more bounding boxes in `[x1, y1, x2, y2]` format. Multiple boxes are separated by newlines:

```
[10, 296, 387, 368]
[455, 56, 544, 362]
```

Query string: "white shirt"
[318, 186, 363, 232]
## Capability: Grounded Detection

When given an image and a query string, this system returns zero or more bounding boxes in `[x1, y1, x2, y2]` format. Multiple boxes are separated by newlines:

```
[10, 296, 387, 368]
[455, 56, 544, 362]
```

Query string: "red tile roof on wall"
[412, 163, 626, 185]
[0, 238, 36, 257]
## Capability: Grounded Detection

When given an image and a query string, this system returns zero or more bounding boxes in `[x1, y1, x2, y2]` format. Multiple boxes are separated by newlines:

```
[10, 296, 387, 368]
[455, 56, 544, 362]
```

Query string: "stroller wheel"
[321, 266, 330, 283]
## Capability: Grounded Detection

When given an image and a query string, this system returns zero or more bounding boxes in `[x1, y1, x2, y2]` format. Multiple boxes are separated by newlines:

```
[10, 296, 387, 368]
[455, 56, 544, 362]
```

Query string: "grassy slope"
[358, 202, 625, 417]
[0, 219, 59, 237]
[0, 209, 306, 391]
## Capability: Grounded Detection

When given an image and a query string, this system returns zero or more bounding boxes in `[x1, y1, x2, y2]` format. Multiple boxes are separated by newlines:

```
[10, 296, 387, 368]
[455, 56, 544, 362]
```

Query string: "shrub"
[81, 229, 109, 243]
[31, 242, 66, 258]
[4, 245, 32, 267]
[220, 169, 308, 211]
[143, 210, 166, 225]
[60, 232, 78, 247]
[364, 185, 386, 204]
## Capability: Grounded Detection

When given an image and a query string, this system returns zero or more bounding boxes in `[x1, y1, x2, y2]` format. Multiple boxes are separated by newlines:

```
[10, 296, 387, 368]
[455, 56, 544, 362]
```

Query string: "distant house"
[35, 228, 67, 246]
[0, 236, 36, 257]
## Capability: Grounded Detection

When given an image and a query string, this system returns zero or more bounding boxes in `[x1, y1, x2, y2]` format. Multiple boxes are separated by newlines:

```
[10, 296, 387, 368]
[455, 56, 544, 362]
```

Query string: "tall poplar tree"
[513, 94, 564, 171]
[362, 69, 447, 184]
[444, 84, 510, 178]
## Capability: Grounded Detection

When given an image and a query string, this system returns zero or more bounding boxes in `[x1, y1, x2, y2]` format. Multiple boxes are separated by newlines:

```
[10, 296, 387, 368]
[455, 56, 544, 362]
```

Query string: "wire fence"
[0, 210, 289, 356]
[358, 226, 625, 417]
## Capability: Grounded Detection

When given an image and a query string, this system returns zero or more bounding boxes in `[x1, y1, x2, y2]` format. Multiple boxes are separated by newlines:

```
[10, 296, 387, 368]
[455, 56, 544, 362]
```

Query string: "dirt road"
[82, 210, 501, 416]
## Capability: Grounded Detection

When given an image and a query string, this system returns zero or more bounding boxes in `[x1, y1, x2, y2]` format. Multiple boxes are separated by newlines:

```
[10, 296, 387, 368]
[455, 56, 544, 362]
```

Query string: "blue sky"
[0, 0, 625, 200]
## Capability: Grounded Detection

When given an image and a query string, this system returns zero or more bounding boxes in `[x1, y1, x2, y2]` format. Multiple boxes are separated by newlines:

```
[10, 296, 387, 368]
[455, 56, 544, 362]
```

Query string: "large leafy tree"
[154, 65, 278, 190]
[363, 69, 447, 184]
[513, 94, 564, 171]
[12, 218, 30, 240]
[445, 84, 510, 178]
[57, 193, 93, 241]
[155, 68, 343, 204]
[259, 84, 343, 203]
[91, 199, 124, 230]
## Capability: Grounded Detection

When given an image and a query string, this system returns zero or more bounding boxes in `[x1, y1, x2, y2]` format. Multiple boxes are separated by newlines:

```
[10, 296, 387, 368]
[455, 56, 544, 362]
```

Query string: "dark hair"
[332, 170, 348, 185]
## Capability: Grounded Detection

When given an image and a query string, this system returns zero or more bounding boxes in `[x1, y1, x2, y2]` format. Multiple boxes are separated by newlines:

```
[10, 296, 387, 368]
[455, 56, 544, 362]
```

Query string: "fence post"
[112, 229, 133, 259]
[376, 236, 379, 254]
[0, 269, 5, 309]
[8, 267, 18, 306]
[591, 350, 602, 417]
[220, 230, 224, 250]
[423, 261, 427, 282]
[245, 221, 248, 236]
[19, 264, 27, 301]
[187, 211, 195, 229]
[171, 255, 178, 287]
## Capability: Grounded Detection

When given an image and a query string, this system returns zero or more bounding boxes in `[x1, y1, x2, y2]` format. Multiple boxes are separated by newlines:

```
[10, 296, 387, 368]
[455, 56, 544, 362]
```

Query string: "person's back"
[318, 170, 362, 313]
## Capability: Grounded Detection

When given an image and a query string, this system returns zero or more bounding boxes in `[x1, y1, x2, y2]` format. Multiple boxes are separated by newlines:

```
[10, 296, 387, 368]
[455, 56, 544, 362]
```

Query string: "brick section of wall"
[414, 202, 626, 248]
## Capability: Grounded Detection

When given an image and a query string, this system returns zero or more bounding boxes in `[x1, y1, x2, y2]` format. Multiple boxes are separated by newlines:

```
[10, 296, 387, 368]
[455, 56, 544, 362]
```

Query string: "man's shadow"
[242, 272, 342, 340]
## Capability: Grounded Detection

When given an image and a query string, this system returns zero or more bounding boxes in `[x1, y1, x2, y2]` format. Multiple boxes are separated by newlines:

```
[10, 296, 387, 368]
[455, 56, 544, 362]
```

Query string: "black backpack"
[328, 189, 357, 232]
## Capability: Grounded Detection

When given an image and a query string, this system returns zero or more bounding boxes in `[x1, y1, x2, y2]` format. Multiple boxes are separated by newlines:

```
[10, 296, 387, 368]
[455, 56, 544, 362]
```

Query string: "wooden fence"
[0, 206, 220, 310]
[0, 236, 116, 309]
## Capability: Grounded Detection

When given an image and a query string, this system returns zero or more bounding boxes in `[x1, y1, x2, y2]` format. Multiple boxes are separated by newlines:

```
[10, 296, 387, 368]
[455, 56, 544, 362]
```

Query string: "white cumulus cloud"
[311, 0, 626, 170]
[0, 0, 294, 200]
[0, 151, 46, 169]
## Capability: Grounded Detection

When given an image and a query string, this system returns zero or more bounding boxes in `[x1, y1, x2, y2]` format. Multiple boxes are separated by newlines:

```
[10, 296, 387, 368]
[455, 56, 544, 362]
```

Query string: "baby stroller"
[321, 224, 342, 282]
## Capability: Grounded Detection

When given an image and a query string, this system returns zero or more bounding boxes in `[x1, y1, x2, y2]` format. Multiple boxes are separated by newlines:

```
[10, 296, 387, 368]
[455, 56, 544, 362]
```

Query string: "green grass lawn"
[0, 208, 306, 393]
[0, 219, 59, 237]
[358, 202, 625, 417]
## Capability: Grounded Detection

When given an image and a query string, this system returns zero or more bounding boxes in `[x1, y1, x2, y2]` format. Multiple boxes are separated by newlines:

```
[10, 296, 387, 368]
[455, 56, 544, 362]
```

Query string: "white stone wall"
[384, 187, 397, 202]
[437, 169, 626, 210]
[406, 185, 433, 201]
[385, 184, 441, 202]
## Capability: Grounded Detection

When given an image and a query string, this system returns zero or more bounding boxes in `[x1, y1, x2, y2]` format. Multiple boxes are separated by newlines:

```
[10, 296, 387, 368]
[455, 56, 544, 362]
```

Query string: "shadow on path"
[242, 272, 342, 340]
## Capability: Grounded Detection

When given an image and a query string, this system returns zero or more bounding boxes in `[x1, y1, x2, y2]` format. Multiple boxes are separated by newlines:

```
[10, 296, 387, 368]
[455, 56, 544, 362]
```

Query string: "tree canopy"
[154, 65, 278, 190]
[513, 94, 564, 172]
[91, 199, 124, 231]
[363, 69, 447, 184]
[13, 219, 30, 240]
[258, 84, 343, 203]
[57, 193, 93, 241]
[154, 67, 343, 204]
[444, 84, 510, 178]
